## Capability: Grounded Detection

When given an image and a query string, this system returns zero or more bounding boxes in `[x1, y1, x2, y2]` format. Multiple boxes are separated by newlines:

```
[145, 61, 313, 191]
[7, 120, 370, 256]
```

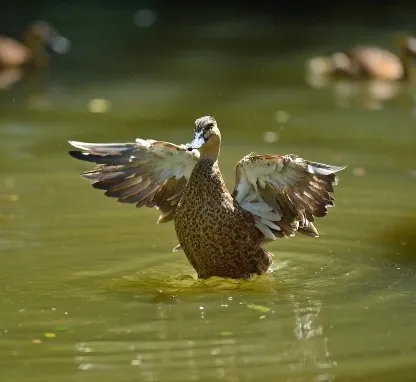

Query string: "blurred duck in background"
[0, 20, 70, 91]
[306, 34, 416, 81]
[305, 34, 416, 110]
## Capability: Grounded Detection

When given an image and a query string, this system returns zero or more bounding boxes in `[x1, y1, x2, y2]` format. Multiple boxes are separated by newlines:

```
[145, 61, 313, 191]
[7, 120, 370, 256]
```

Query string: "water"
[1, 16, 416, 382]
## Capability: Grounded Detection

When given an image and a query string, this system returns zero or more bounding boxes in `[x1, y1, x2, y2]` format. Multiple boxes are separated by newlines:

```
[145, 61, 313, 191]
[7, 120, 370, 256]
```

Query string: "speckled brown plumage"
[174, 159, 272, 279]
[68, 115, 346, 281]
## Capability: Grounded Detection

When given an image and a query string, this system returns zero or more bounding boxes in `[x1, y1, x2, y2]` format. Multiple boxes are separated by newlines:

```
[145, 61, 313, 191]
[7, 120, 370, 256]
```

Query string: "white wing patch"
[69, 138, 200, 223]
[133, 139, 199, 181]
[235, 160, 282, 241]
[234, 154, 346, 240]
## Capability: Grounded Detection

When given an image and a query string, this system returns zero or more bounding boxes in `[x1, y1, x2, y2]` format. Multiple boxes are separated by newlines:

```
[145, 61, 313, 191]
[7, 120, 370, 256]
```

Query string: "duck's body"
[68, 116, 346, 279]
[0, 36, 31, 69]
[342, 46, 405, 80]
[174, 159, 270, 279]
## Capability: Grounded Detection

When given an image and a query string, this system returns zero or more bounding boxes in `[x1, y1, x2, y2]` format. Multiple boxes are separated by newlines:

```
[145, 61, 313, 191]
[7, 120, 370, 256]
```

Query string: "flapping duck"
[69, 116, 346, 279]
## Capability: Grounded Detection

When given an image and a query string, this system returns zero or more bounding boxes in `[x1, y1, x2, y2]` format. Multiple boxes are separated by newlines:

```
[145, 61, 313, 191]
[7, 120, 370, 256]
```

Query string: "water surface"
[1, 19, 416, 382]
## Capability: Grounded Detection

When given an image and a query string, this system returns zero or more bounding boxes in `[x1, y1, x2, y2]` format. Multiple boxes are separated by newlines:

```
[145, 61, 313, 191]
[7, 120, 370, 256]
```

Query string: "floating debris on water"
[88, 98, 111, 113]
[247, 304, 271, 313]
[263, 131, 279, 144]
[274, 110, 290, 124]
[353, 167, 366, 177]
[9, 194, 18, 202]
[0, 193, 18, 202]
[130, 358, 142, 366]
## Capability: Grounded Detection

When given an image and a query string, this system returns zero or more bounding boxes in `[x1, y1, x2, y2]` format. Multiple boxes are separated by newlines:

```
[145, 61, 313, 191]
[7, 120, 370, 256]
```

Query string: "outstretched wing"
[68, 139, 199, 223]
[232, 153, 346, 240]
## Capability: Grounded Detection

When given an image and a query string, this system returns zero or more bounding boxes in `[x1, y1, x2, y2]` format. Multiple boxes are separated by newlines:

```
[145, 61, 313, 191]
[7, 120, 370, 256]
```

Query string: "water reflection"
[291, 296, 336, 381]
[305, 74, 403, 110]
[70, 283, 340, 381]
[67, 260, 350, 382]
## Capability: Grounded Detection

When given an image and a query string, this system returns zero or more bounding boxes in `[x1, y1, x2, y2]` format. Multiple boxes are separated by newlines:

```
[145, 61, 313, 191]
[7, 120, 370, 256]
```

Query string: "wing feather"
[233, 153, 346, 240]
[68, 139, 199, 223]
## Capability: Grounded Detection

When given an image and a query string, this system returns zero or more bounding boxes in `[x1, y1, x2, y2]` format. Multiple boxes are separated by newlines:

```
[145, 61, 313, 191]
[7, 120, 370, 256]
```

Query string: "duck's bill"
[407, 36, 416, 55]
[47, 32, 71, 54]
[187, 134, 205, 150]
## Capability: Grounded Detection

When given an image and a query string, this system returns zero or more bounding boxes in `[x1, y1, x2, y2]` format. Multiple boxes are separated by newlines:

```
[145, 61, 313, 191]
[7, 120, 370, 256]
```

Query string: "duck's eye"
[204, 123, 214, 131]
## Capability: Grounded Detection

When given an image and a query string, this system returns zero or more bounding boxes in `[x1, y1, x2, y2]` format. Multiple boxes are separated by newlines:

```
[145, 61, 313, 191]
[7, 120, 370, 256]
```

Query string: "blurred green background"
[0, 2, 416, 382]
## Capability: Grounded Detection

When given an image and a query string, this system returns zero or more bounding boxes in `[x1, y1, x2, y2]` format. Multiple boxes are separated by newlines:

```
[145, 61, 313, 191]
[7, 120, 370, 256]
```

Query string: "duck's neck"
[192, 158, 227, 195]
[200, 152, 219, 161]
[199, 135, 220, 161]
[399, 45, 410, 80]
[197, 157, 218, 171]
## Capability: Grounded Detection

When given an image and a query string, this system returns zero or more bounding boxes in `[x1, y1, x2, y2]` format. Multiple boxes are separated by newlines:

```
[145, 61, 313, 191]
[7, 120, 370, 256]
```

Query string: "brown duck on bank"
[68, 116, 346, 280]
[0, 20, 70, 90]
[306, 34, 416, 82]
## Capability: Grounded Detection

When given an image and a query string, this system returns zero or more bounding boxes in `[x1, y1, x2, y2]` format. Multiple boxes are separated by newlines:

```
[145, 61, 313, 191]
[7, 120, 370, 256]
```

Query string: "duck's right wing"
[68, 139, 199, 223]
[232, 153, 346, 240]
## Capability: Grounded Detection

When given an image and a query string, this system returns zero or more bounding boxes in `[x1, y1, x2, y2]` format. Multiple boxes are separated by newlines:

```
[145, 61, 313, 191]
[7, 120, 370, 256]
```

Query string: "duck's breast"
[349, 46, 404, 80]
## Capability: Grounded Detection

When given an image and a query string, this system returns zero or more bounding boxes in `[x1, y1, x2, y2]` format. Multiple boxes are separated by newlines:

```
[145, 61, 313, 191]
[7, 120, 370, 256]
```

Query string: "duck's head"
[187, 116, 221, 160]
[393, 33, 416, 79]
[405, 36, 416, 59]
[393, 33, 416, 59]
[23, 21, 70, 57]
[305, 56, 335, 76]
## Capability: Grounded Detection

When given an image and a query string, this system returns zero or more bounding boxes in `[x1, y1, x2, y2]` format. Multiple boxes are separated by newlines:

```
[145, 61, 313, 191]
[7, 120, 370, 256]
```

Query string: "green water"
[1, 20, 416, 382]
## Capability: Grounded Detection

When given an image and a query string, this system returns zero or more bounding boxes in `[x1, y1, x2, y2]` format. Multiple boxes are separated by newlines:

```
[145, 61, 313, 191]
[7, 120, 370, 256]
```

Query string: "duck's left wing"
[232, 154, 346, 240]
[69, 139, 199, 223]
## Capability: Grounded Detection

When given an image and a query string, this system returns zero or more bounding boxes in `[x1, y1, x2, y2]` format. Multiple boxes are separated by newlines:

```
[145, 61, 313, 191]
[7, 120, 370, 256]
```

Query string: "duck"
[0, 20, 70, 90]
[68, 116, 346, 279]
[306, 34, 416, 83]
